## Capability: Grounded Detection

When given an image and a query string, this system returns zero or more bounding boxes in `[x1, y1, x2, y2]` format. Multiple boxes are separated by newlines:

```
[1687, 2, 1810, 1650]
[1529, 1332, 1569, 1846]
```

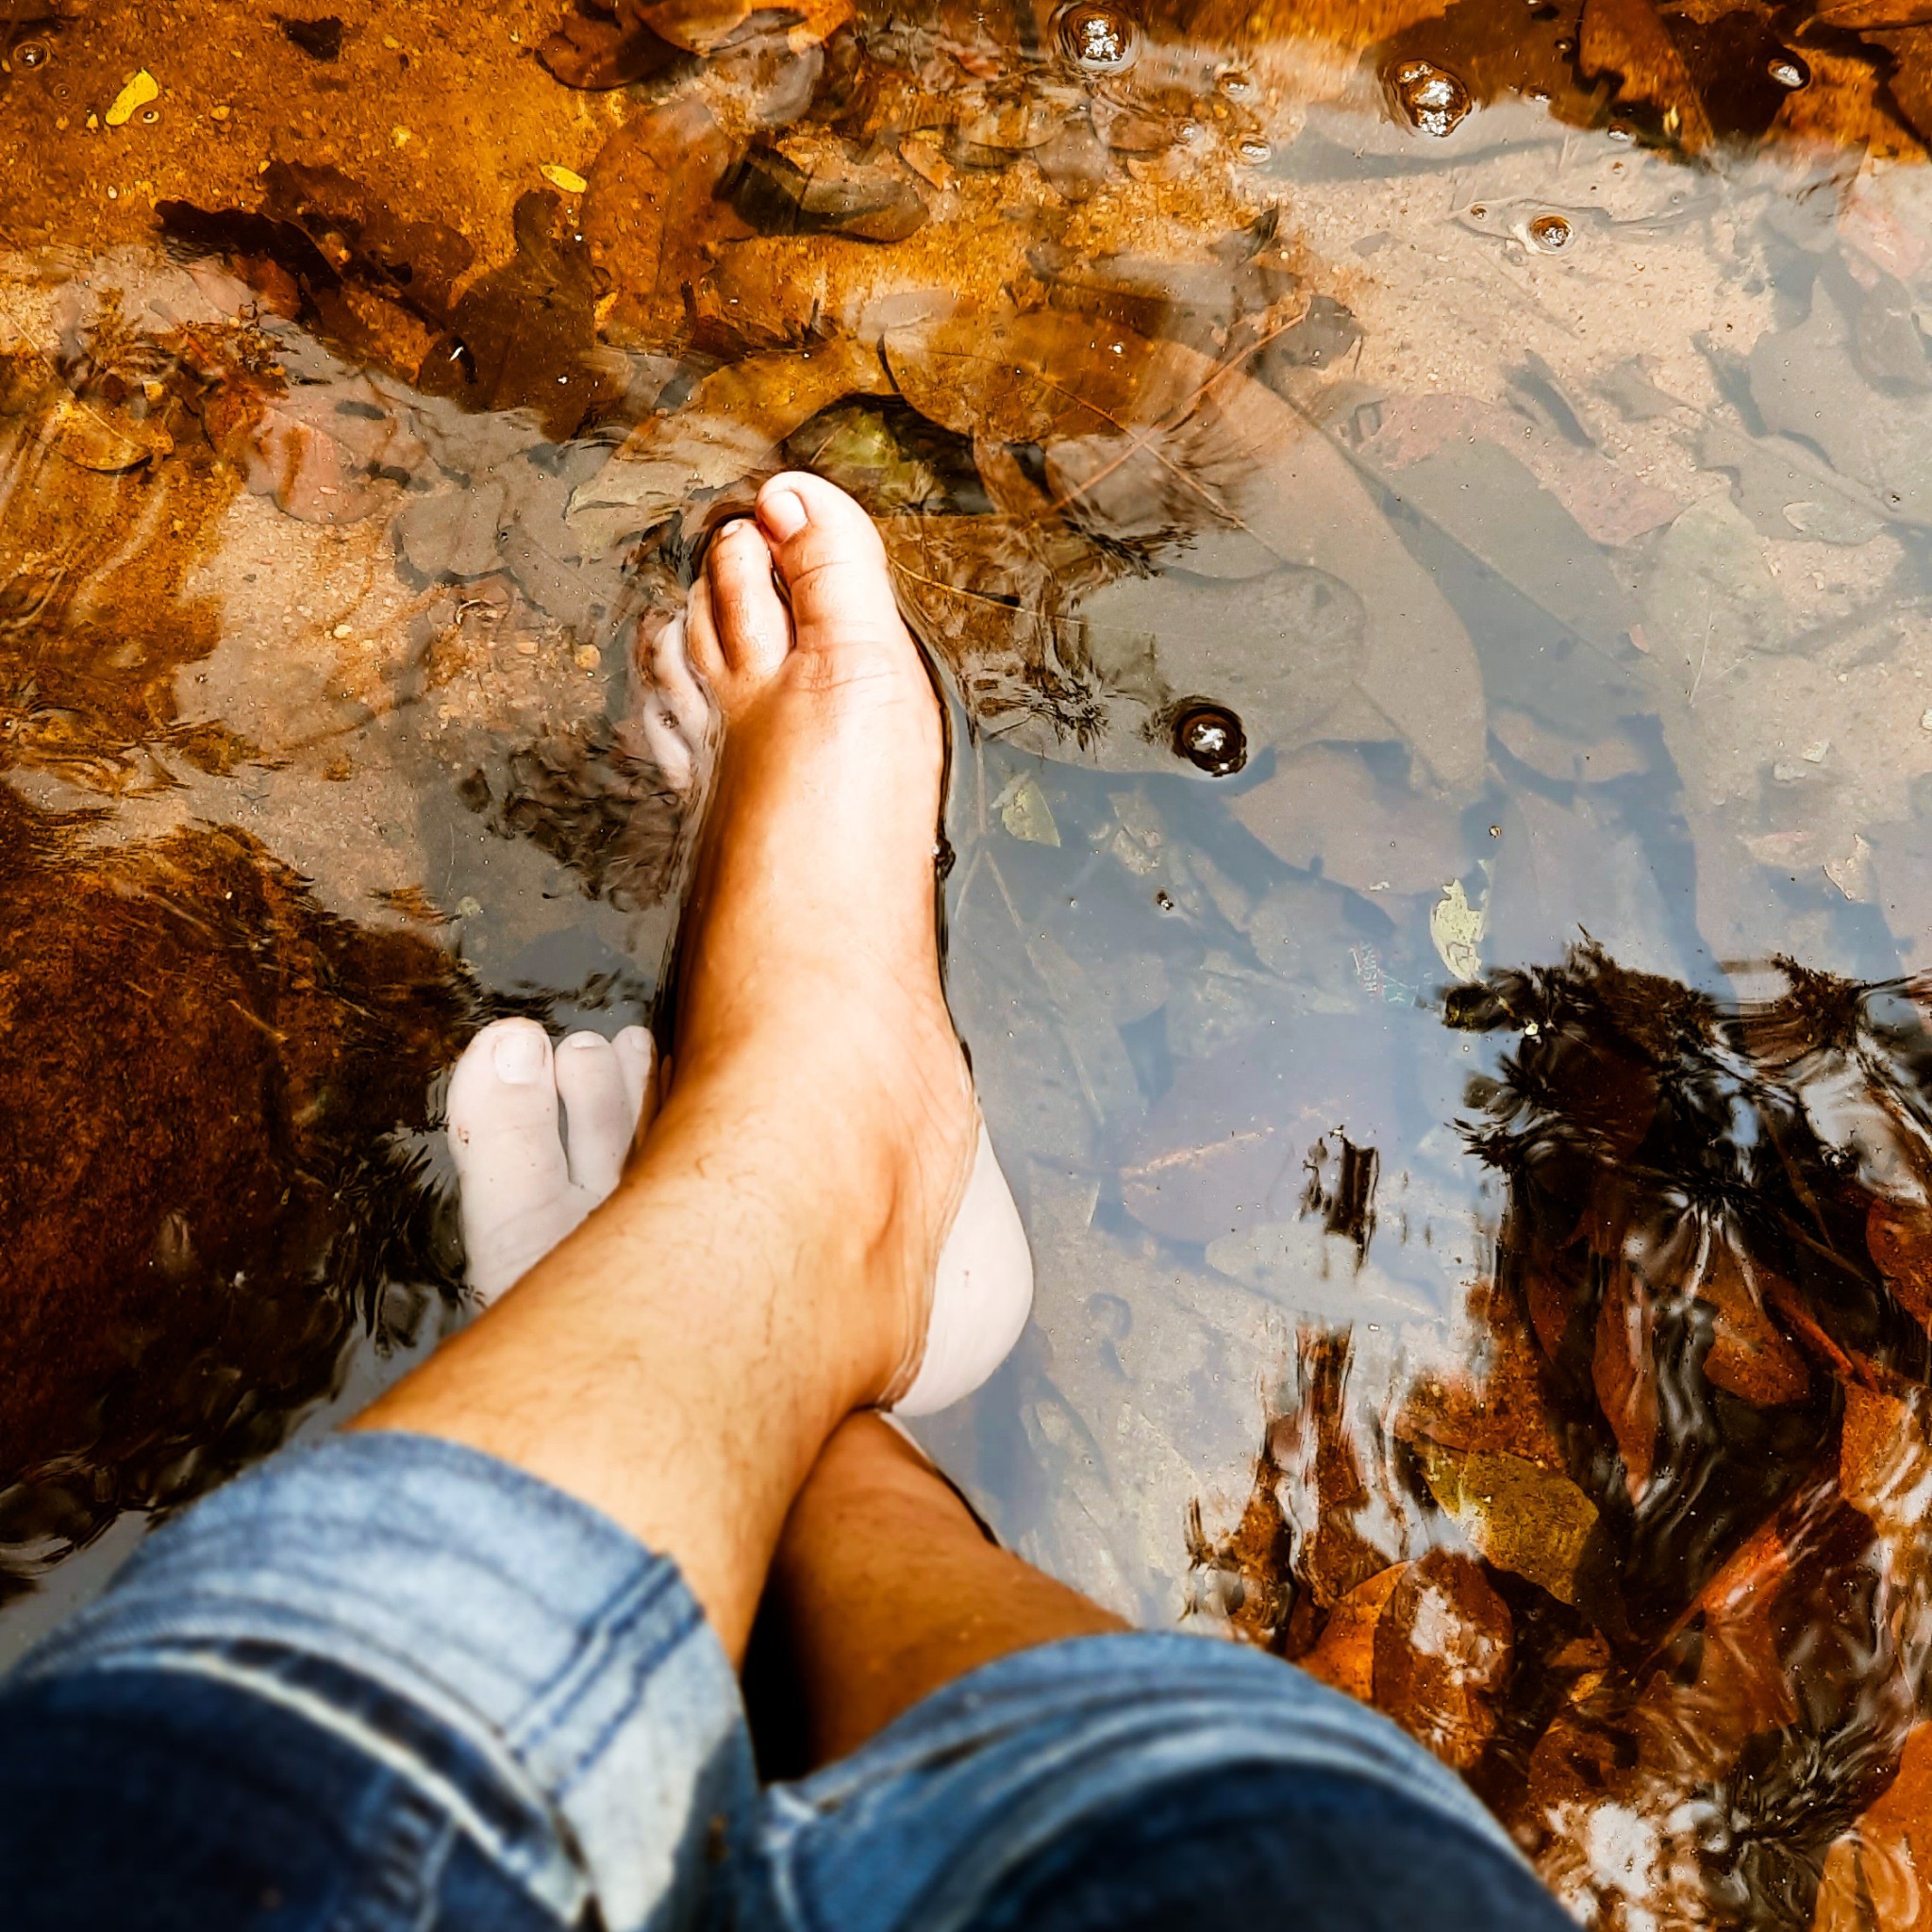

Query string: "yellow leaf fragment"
[1415, 1440, 1599, 1606]
[541, 163, 590, 193]
[1430, 878, 1486, 983]
[1000, 774, 1060, 846]
[105, 69, 158, 127]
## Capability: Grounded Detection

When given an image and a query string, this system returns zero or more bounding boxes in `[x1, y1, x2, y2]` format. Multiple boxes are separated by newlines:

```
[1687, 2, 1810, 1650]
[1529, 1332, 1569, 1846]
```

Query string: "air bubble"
[1174, 704, 1247, 776]
[1768, 52, 1809, 89]
[1216, 68, 1253, 97]
[1527, 211, 1573, 250]
[1237, 137, 1272, 164]
[1057, 3, 1139, 74]
[1387, 59, 1472, 139]
[17, 39, 48, 68]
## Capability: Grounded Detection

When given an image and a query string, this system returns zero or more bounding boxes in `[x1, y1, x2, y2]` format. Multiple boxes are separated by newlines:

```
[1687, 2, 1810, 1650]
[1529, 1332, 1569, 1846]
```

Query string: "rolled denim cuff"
[9, 1431, 749, 1932]
[761, 1629, 1533, 1932]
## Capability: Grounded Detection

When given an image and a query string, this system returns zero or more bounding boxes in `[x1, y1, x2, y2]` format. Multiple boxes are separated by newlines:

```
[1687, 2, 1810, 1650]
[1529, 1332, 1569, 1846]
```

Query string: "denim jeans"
[0, 1433, 1572, 1931]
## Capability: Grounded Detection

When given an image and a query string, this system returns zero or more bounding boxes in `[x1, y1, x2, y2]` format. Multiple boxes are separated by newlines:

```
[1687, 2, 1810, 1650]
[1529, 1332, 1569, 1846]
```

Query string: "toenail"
[492, 1025, 548, 1084]
[559, 1032, 605, 1053]
[759, 487, 807, 543]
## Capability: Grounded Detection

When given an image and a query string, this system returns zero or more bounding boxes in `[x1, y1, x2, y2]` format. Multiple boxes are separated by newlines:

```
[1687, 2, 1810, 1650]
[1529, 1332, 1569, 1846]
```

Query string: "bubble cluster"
[1388, 59, 1472, 138]
[1057, 3, 1139, 75]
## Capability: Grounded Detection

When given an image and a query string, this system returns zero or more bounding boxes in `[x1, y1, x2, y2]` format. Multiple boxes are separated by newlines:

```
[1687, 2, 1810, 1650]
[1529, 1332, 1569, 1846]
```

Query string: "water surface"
[8, 0, 1932, 1920]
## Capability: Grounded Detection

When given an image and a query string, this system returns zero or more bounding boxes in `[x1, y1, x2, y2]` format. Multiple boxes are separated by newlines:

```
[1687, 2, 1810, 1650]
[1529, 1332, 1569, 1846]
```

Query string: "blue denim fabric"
[0, 1433, 1573, 1932]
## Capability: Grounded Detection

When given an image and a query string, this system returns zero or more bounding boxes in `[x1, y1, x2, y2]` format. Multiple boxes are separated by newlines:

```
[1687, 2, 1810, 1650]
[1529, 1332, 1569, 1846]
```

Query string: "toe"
[652, 611, 713, 746]
[555, 1031, 635, 1198]
[756, 472, 906, 656]
[640, 698, 693, 793]
[705, 517, 793, 694]
[636, 610, 712, 795]
[685, 575, 728, 692]
[447, 1020, 566, 1177]
[613, 1024, 658, 1130]
[447, 1020, 573, 1300]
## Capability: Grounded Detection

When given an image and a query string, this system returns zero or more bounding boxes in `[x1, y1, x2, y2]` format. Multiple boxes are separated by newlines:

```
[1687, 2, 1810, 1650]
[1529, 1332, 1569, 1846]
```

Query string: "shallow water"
[9, 0, 1932, 1920]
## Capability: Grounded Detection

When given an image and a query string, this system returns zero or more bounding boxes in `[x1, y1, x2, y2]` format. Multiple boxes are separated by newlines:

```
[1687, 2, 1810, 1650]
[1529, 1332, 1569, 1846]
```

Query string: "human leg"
[752, 1413, 1126, 1774]
[350, 479, 989, 1661]
[750, 1628, 1574, 1932]
[0, 476, 1029, 1932]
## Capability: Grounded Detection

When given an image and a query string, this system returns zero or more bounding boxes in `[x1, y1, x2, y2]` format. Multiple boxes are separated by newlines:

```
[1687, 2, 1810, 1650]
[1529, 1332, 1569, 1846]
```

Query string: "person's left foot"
[446, 1018, 657, 1303]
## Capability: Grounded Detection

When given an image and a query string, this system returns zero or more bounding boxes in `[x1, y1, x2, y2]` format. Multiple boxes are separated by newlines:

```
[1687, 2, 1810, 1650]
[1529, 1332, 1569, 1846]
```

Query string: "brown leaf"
[539, 0, 690, 88]
[1813, 1724, 1932, 1932]
[1398, 1277, 1572, 1469]
[629, 0, 848, 53]
[1593, 1257, 1658, 1499]
[1699, 1235, 1810, 1407]
[1870, 1195, 1932, 1333]
[583, 97, 742, 350]
[1373, 1549, 1513, 1772]
[1301, 1562, 1406, 1702]
[1841, 1384, 1932, 1541]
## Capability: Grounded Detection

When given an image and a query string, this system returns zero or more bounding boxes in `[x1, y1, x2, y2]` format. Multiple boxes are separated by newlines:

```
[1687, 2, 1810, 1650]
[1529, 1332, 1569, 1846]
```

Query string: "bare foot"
[658, 475, 1027, 1409]
[441, 477, 1029, 1414]
[445, 1019, 657, 1303]
[372, 476, 1029, 1652]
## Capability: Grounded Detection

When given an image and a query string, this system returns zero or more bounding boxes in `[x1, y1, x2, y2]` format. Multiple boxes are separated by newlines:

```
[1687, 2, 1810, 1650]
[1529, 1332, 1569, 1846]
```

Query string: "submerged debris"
[1193, 946, 1932, 1926]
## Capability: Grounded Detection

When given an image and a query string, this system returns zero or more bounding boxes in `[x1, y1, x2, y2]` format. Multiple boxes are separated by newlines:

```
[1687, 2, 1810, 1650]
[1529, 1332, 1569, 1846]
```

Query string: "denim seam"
[509, 1559, 677, 1760]
[553, 1598, 708, 1802]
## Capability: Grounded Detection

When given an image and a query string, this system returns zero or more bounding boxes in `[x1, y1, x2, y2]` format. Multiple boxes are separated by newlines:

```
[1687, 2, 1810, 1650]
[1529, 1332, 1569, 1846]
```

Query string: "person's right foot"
[445, 477, 1031, 1413]
[659, 476, 1028, 1412]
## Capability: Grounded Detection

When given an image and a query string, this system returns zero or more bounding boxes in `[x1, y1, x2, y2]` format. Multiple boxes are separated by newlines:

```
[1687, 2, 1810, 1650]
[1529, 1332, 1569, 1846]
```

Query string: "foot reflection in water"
[1194, 944, 1932, 1929]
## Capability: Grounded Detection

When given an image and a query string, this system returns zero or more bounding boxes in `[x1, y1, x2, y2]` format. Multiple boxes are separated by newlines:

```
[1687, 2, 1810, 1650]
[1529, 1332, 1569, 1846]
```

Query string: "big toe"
[448, 1019, 565, 1172]
[446, 1019, 575, 1302]
[756, 472, 908, 658]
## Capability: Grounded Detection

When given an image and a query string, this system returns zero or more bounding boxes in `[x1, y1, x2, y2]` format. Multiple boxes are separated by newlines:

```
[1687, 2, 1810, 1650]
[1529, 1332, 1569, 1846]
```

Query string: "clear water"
[8, 0, 1932, 1920]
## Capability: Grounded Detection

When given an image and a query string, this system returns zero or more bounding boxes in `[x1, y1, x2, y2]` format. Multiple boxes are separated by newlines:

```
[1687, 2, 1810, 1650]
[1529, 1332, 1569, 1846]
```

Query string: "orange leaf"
[1813, 1724, 1932, 1932]
[1301, 1563, 1406, 1704]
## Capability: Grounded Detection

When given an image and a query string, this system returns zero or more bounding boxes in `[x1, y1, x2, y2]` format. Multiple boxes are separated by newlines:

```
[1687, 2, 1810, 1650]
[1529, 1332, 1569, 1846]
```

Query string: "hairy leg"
[751, 1414, 1126, 1774]
[352, 479, 981, 1661]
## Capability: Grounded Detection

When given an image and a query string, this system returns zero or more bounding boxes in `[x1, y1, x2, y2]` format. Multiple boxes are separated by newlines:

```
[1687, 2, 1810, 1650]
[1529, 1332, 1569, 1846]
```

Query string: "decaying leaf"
[571, 337, 889, 547]
[1373, 1549, 1514, 1772]
[1299, 1562, 1406, 1700]
[1812, 1724, 1932, 1932]
[582, 95, 742, 350]
[1414, 1441, 1600, 1606]
[539, 0, 691, 87]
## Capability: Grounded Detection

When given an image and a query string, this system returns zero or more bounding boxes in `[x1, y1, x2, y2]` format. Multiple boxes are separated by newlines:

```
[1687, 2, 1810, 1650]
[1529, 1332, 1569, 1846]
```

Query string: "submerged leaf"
[1414, 1440, 1600, 1606]
[570, 338, 889, 547]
